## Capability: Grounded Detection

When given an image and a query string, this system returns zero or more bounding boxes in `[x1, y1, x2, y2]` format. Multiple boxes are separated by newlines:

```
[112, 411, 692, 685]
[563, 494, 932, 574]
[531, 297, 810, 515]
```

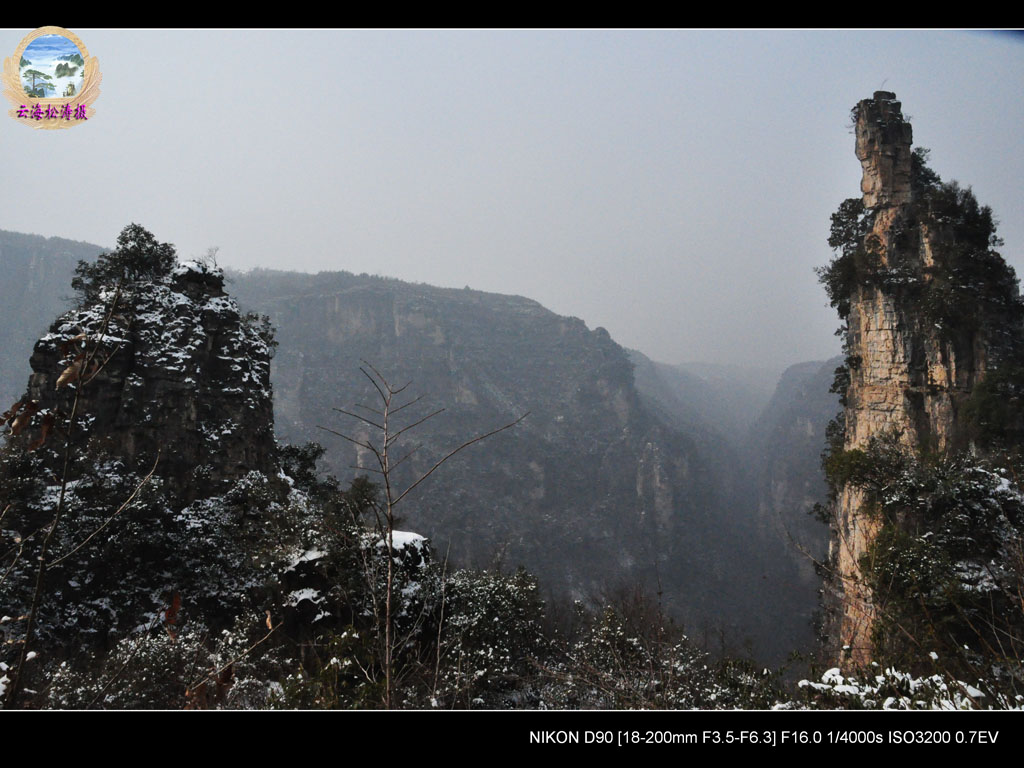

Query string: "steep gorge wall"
[230, 271, 805, 659]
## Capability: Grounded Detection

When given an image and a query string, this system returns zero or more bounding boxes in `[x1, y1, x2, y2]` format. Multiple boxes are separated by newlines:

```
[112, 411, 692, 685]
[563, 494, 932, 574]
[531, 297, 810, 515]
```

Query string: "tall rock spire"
[830, 92, 997, 666]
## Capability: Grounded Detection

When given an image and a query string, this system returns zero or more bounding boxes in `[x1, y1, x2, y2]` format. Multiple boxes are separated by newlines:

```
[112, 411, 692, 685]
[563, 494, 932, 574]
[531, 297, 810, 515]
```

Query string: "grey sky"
[2, 29, 1022, 372]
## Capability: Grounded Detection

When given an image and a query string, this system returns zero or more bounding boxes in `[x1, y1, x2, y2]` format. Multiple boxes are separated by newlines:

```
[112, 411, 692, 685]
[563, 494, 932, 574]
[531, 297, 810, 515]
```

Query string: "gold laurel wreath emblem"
[3, 26, 102, 130]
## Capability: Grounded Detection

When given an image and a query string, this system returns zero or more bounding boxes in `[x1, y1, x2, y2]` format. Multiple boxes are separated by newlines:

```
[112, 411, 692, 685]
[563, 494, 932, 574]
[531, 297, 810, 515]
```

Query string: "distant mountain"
[745, 357, 840, 657]
[673, 361, 782, 442]
[0, 231, 104, 411]
[0, 229, 831, 663]
[629, 355, 782, 451]
[751, 357, 840, 562]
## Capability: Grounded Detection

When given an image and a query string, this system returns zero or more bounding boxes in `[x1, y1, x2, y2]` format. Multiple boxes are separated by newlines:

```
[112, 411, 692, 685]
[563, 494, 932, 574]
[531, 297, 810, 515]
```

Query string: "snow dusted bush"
[796, 663, 1024, 710]
[46, 612, 290, 710]
[48, 625, 212, 709]
[427, 567, 547, 709]
[535, 600, 784, 710]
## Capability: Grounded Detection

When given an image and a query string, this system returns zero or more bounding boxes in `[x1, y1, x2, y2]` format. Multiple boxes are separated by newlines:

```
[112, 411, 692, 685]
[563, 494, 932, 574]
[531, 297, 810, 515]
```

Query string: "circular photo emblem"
[3, 26, 102, 129]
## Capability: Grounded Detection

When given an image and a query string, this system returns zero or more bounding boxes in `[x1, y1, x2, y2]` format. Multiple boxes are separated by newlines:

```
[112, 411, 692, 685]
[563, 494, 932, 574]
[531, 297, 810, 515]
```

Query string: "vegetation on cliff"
[819, 148, 1019, 332]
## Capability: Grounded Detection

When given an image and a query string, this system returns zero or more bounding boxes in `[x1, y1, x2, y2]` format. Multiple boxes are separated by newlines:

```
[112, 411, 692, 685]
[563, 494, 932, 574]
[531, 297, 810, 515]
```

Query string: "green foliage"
[822, 432, 912, 501]
[278, 442, 327, 491]
[798, 664, 1020, 709]
[71, 224, 178, 302]
[271, 627, 384, 709]
[817, 198, 878, 318]
[46, 612, 291, 710]
[914, 178, 1017, 333]
[960, 361, 1024, 450]
[243, 312, 278, 357]
[920, 179, 1002, 250]
[21, 69, 53, 98]
[536, 598, 785, 709]
[818, 148, 1022, 335]
[910, 147, 941, 197]
[823, 447, 871, 489]
[48, 626, 212, 709]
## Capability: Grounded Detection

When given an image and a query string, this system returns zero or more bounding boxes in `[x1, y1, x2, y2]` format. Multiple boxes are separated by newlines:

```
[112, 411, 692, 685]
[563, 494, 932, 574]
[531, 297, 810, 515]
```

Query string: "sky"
[2, 29, 1022, 374]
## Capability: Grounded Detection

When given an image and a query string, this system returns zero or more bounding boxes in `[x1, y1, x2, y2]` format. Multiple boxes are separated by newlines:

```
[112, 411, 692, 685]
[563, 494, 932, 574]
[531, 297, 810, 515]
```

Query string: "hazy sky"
[3, 29, 1022, 372]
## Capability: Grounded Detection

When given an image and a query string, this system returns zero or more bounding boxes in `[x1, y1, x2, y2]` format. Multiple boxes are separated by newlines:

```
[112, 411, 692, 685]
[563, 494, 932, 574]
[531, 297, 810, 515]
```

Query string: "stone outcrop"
[9, 259, 276, 503]
[832, 93, 994, 665]
[856, 94, 914, 209]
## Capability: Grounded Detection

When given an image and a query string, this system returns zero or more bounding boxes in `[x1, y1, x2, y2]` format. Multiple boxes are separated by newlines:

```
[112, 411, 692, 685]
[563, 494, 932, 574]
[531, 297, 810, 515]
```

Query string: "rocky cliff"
[752, 360, 837, 564]
[5, 256, 277, 503]
[825, 92, 1021, 665]
[0, 229, 296, 695]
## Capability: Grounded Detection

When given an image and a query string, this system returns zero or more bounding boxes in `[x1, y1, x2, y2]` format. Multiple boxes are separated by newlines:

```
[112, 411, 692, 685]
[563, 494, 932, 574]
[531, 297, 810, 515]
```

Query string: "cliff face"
[731, 358, 835, 661]
[832, 93, 995, 664]
[229, 270, 794, 655]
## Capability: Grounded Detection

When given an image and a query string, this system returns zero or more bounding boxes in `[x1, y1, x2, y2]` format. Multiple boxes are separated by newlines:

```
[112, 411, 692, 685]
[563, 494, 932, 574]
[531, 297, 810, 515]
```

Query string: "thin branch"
[349, 465, 384, 475]
[0, 533, 27, 592]
[359, 366, 388, 405]
[185, 623, 279, 701]
[80, 340, 126, 387]
[352, 402, 384, 418]
[388, 394, 425, 418]
[386, 408, 445, 446]
[389, 445, 421, 473]
[0, 525, 44, 567]
[86, 611, 162, 709]
[316, 425, 375, 453]
[392, 412, 528, 508]
[432, 542, 452, 702]
[333, 407, 384, 432]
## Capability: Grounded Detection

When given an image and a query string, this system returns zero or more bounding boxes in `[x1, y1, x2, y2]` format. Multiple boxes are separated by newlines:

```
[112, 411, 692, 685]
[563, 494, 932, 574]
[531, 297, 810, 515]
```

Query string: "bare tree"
[318, 361, 526, 708]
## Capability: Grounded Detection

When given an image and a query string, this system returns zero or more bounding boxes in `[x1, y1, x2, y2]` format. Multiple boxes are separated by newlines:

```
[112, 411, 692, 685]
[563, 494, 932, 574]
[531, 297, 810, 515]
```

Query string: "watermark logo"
[3, 26, 101, 129]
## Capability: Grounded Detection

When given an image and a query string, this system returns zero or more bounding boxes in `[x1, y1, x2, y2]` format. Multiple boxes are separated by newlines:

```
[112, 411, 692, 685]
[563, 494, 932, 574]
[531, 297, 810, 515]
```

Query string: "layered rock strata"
[833, 93, 991, 664]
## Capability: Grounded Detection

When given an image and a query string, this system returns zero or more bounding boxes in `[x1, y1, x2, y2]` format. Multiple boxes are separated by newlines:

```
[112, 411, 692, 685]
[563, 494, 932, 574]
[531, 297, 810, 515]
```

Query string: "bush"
[71, 224, 177, 303]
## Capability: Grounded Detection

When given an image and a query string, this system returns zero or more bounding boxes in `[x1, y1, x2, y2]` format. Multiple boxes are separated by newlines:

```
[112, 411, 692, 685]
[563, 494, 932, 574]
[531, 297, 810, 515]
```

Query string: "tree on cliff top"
[71, 223, 177, 303]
